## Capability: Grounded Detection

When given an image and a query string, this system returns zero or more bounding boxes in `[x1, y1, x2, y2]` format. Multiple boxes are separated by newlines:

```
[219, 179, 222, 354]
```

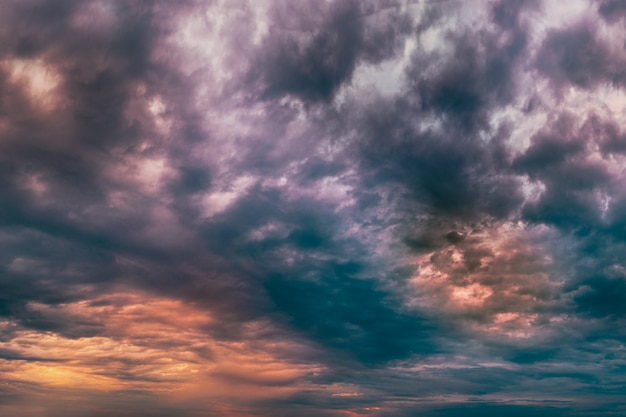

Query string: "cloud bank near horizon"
[2, 0, 626, 416]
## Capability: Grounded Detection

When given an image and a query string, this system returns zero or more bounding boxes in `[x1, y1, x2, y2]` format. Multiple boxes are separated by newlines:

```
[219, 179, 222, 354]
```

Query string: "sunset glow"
[3, 1, 626, 416]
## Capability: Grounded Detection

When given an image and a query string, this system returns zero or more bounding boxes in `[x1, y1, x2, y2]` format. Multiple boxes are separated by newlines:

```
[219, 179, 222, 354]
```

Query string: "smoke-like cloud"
[2, 0, 626, 416]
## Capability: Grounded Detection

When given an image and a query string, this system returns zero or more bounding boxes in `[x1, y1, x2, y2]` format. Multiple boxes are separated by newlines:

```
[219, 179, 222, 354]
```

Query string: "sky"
[2, 0, 626, 415]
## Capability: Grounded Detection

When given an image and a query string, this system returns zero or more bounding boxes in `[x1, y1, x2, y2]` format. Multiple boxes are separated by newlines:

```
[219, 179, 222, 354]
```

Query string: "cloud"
[3, 0, 626, 416]
[252, 0, 412, 102]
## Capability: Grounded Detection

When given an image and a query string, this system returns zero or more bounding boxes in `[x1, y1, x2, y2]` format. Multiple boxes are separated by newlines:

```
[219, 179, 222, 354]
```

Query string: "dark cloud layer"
[2, 0, 626, 416]
[255, 0, 412, 101]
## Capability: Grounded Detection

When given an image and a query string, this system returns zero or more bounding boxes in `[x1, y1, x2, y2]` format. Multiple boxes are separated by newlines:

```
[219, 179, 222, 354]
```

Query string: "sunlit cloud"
[3, 0, 626, 416]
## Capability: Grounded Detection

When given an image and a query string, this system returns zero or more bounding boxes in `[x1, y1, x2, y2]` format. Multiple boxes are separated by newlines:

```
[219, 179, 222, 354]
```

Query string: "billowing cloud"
[2, 0, 626, 416]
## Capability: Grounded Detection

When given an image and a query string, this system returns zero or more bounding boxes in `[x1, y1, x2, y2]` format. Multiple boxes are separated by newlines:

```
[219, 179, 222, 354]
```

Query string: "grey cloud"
[4, 0, 626, 416]
[253, 0, 412, 102]
[536, 22, 625, 89]
[575, 274, 626, 319]
[408, 5, 529, 129]
[597, 0, 626, 22]
[355, 99, 523, 219]
[511, 116, 614, 232]
[491, 0, 539, 28]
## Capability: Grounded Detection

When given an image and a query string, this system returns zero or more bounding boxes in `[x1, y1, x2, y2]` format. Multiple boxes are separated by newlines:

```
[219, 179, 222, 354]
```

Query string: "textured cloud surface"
[3, 0, 626, 415]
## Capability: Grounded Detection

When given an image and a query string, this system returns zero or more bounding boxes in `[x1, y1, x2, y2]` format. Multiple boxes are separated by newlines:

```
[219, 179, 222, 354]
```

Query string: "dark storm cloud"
[597, 0, 626, 22]
[0, 0, 228, 346]
[574, 274, 626, 319]
[253, 0, 412, 102]
[512, 116, 613, 231]
[356, 108, 523, 218]
[491, 0, 538, 28]
[190, 180, 436, 364]
[0, 0, 159, 237]
[512, 131, 584, 176]
[411, 32, 526, 129]
[406, 0, 531, 129]
[343, 2, 533, 223]
[0, 228, 118, 324]
[4, 0, 626, 416]
[536, 22, 626, 89]
[0, 0, 486, 370]
[507, 111, 626, 326]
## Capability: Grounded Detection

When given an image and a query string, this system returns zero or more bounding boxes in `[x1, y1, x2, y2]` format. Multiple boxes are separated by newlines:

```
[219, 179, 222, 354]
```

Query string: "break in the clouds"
[3, 0, 626, 415]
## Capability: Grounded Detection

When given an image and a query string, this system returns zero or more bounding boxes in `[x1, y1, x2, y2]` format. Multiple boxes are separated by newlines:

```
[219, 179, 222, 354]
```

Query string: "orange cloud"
[0, 289, 324, 415]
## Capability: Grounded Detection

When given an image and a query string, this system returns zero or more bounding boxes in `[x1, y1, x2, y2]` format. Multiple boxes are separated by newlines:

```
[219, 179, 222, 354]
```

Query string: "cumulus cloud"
[2, 0, 626, 416]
